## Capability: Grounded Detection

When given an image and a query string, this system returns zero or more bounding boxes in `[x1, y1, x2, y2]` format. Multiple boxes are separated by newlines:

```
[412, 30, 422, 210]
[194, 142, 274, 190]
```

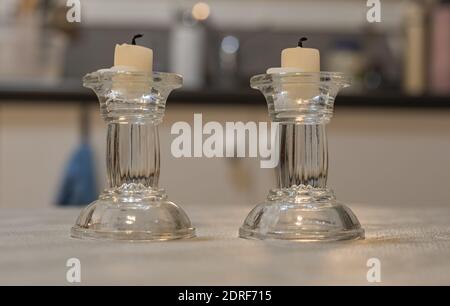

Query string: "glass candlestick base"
[239, 186, 363, 241]
[71, 187, 195, 241]
[71, 70, 195, 241]
[239, 72, 364, 241]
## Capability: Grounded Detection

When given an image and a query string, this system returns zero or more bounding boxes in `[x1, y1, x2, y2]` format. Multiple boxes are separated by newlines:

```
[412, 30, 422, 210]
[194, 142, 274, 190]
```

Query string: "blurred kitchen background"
[0, 0, 449, 210]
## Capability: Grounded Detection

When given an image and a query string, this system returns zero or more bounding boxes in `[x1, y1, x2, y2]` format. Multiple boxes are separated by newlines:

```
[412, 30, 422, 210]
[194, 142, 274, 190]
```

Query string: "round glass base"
[71, 187, 195, 241]
[239, 186, 364, 242]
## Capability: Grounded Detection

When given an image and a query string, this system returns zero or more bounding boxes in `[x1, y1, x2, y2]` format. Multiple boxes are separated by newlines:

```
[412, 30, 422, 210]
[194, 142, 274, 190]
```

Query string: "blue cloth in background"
[56, 141, 98, 206]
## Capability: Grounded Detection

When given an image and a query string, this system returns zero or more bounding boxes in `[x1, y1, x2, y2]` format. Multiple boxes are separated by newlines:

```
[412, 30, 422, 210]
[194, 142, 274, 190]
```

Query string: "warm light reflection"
[125, 215, 136, 225]
[192, 2, 210, 21]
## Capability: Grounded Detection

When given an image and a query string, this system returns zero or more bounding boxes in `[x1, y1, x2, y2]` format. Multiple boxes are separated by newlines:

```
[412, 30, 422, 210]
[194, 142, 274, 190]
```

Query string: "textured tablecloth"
[1, 204, 450, 285]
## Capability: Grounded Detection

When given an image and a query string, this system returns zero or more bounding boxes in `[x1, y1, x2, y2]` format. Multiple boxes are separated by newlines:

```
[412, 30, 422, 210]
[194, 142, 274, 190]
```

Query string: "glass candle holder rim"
[82, 69, 183, 89]
[250, 71, 352, 88]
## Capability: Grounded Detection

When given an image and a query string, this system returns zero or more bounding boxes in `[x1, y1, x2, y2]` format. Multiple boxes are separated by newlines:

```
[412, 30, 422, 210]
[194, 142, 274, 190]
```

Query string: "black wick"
[131, 34, 144, 45]
[298, 37, 308, 47]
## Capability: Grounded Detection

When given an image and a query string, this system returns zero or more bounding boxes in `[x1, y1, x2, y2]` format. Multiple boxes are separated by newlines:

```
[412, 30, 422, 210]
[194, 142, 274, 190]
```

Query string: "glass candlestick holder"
[239, 72, 364, 241]
[71, 69, 195, 241]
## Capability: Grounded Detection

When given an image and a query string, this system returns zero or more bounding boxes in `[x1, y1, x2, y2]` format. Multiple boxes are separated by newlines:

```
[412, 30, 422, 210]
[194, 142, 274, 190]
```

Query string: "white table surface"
[1, 203, 450, 285]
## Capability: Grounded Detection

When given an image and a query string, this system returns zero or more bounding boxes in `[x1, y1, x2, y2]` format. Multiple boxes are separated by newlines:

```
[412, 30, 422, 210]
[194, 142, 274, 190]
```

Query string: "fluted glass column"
[106, 123, 160, 189]
[277, 124, 328, 188]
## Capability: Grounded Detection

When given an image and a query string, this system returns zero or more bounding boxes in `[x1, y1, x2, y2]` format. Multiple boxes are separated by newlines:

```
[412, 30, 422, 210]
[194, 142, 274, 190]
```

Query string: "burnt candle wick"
[298, 37, 308, 48]
[132, 34, 144, 45]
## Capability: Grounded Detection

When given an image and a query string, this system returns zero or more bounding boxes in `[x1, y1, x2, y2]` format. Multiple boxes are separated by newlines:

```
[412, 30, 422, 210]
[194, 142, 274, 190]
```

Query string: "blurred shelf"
[0, 81, 449, 108]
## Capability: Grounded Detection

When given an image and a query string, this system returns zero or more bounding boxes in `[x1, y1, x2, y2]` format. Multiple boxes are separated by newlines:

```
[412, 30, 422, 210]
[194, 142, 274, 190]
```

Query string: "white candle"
[267, 38, 321, 102]
[114, 34, 153, 72]
[281, 38, 320, 72]
[111, 35, 153, 95]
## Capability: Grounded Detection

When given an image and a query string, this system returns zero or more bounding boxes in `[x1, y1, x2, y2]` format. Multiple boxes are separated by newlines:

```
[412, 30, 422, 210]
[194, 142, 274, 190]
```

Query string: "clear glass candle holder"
[239, 72, 364, 241]
[71, 69, 195, 241]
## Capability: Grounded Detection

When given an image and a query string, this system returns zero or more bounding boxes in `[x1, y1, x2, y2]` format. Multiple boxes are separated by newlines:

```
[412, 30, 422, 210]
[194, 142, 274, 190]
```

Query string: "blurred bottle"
[169, 7, 206, 89]
[403, 0, 427, 96]
[430, 0, 450, 95]
[218, 34, 240, 89]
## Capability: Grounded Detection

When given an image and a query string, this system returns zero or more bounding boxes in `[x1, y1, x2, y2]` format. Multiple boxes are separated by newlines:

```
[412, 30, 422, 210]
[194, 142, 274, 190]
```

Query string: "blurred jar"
[326, 40, 366, 93]
[430, 1, 450, 95]
[0, 0, 68, 83]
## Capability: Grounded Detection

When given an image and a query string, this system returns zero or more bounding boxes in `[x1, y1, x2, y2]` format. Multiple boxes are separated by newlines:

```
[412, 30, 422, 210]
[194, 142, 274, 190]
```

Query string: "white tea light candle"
[281, 37, 320, 71]
[110, 34, 154, 94]
[114, 34, 153, 72]
[267, 38, 321, 102]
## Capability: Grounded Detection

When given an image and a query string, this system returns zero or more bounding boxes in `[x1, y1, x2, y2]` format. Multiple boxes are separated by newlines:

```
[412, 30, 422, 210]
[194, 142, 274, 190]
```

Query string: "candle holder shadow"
[239, 72, 364, 241]
[71, 70, 195, 241]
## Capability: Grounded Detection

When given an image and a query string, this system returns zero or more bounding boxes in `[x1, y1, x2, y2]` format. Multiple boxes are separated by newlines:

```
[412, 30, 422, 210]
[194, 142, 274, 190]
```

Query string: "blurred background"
[0, 0, 449, 210]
